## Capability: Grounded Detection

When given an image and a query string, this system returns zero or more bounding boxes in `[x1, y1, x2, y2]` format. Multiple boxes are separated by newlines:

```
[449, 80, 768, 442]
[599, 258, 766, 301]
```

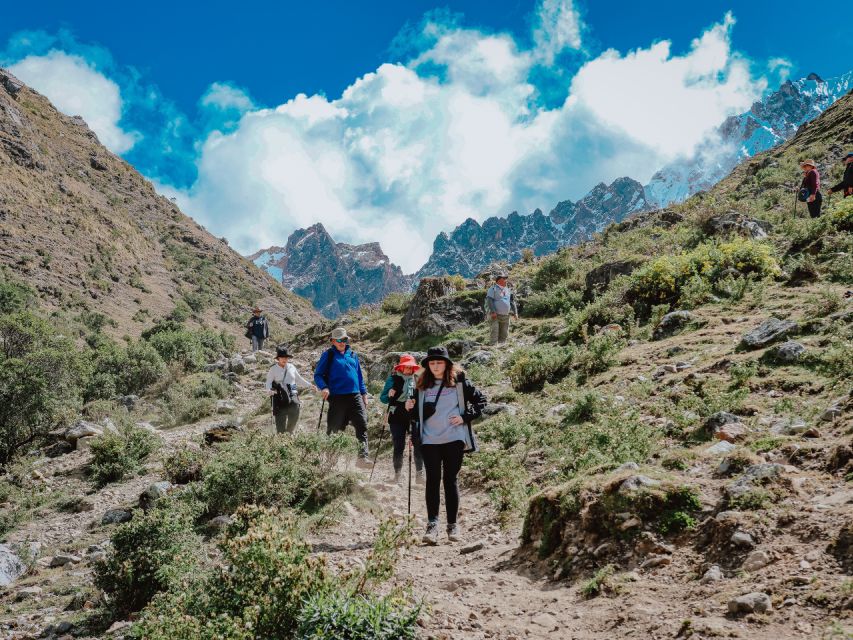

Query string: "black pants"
[327, 394, 369, 458]
[389, 421, 423, 474]
[807, 191, 823, 218]
[273, 401, 300, 434]
[421, 440, 464, 524]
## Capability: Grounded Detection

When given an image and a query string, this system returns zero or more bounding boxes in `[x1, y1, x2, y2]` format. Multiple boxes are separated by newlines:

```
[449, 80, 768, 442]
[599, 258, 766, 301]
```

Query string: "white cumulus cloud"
[173, 12, 764, 272]
[9, 50, 139, 153]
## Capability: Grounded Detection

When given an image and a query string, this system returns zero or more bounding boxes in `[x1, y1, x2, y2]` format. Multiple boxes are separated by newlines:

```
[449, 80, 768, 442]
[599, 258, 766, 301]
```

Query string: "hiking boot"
[355, 457, 372, 470]
[415, 470, 425, 485]
[422, 521, 439, 545]
[393, 471, 402, 484]
[447, 523, 461, 542]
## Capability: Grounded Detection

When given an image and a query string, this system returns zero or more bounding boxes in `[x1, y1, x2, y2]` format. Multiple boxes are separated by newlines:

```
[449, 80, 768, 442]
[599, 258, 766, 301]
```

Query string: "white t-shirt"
[265, 363, 312, 398]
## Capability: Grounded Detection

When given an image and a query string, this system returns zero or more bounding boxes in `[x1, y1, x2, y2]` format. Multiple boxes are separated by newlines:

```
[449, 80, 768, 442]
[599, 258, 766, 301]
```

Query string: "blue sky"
[1, 1, 849, 271]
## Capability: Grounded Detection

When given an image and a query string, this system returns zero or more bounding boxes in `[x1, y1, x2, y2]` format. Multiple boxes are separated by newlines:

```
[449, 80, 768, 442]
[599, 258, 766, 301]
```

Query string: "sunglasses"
[333, 337, 349, 343]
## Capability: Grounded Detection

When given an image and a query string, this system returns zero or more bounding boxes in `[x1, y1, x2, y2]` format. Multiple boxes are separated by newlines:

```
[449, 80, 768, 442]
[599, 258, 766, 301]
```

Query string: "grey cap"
[330, 327, 349, 340]
[495, 272, 509, 280]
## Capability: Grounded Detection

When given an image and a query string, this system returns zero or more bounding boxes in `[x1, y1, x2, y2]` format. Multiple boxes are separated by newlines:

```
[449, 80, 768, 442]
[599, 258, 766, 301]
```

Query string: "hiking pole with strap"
[316, 398, 325, 432]
[368, 407, 390, 482]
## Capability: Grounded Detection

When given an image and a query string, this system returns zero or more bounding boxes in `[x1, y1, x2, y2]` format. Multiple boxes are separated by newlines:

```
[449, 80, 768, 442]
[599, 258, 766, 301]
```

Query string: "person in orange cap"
[379, 354, 423, 484]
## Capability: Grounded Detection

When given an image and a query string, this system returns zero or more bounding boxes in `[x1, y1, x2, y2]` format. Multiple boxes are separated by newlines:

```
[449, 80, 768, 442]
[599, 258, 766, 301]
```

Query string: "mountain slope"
[250, 223, 412, 318]
[0, 68, 320, 338]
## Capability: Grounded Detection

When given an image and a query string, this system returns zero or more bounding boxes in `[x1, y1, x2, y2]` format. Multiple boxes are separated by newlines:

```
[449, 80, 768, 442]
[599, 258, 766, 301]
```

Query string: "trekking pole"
[407, 434, 413, 515]
[316, 398, 325, 432]
[368, 408, 390, 482]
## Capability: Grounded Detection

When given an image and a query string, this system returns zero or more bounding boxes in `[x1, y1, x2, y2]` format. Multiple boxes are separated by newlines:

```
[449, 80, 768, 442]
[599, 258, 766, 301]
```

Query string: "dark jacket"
[830, 163, 853, 195]
[314, 346, 367, 396]
[407, 377, 487, 425]
[247, 315, 269, 339]
[380, 373, 414, 425]
[801, 169, 820, 195]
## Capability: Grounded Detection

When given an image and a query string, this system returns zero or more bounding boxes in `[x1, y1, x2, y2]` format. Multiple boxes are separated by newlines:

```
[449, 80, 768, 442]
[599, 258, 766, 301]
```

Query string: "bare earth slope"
[0, 68, 319, 339]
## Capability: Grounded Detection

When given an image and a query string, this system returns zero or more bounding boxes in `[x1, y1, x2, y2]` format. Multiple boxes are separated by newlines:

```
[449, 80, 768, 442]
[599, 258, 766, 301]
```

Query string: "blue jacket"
[314, 346, 367, 396]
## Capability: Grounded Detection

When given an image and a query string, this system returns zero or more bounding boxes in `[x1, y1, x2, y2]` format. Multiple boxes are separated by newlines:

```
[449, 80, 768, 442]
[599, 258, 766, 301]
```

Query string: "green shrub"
[573, 333, 626, 379]
[464, 448, 529, 522]
[132, 507, 418, 640]
[554, 412, 661, 479]
[145, 325, 206, 371]
[728, 360, 758, 389]
[297, 591, 419, 640]
[198, 432, 356, 516]
[381, 292, 413, 315]
[88, 419, 159, 486]
[196, 329, 235, 362]
[159, 373, 231, 426]
[0, 459, 67, 537]
[506, 344, 574, 392]
[163, 446, 206, 484]
[564, 285, 635, 342]
[531, 251, 576, 291]
[0, 312, 86, 464]
[522, 282, 584, 317]
[95, 497, 202, 615]
[581, 564, 615, 599]
[478, 413, 533, 449]
[124, 340, 168, 392]
[628, 238, 780, 310]
[0, 277, 33, 314]
[448, 274, 467, 291]
[565, 392, 600, 424]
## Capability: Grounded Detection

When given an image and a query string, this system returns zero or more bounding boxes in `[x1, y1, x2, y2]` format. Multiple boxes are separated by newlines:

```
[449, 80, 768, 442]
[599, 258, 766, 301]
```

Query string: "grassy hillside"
[0, 68, 319, 340]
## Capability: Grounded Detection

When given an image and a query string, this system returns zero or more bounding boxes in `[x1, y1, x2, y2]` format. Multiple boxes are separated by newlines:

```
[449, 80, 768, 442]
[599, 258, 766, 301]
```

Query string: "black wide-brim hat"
[420, 346, 453, 368]
[276, 346, 292, 358]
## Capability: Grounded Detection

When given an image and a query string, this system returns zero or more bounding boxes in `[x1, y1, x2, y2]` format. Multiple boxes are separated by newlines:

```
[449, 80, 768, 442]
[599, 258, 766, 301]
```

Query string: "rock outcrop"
[402, 278, 486, 340]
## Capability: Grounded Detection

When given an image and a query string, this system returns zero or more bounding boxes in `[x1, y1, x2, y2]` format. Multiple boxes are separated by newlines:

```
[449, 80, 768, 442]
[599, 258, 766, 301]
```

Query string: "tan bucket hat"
[330, 327, 349, 341]
[800, 159, 816, 168]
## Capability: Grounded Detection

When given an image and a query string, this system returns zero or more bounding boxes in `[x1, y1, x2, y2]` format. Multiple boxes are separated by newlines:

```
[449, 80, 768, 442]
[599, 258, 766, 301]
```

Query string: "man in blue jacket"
[314, 327, 371, 467]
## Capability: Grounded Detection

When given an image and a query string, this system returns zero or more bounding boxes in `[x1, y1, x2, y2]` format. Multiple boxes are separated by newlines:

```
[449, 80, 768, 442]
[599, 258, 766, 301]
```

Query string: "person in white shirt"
[265, 346, 316, 433]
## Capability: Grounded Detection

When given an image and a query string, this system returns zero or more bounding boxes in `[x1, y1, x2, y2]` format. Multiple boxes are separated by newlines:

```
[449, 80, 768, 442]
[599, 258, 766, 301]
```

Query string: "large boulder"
[653, 310, 702, 340]
[402, 277, 486, 340]
[705, 212, 771, 240]
[740, 318, 798, 349]
[584, 260, 642, 298]
[64, 421, 103, 447]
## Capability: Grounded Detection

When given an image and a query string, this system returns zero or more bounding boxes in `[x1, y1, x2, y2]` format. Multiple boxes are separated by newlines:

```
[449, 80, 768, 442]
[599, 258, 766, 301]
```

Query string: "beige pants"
[490, 314, 510, 344]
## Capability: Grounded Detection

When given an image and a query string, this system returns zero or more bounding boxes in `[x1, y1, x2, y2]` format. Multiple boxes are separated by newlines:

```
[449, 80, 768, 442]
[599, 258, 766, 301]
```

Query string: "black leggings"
[421, 441, 464, 524]
[389, 422, 423, 473]
[807, 191, 823, 218]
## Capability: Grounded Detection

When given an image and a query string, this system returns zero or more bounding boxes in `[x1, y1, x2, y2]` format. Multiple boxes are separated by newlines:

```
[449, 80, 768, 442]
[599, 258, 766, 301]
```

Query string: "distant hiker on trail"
[485, 272, 518, 345]
[265, 346, 316, 434]
[314, 327, 371, 467]
[826, 152, 853, 199]
[245, 306, 270, 352]
[379, 354, 424, 484]
[799, 159, 823, 218]
[405, 346, 487, 545]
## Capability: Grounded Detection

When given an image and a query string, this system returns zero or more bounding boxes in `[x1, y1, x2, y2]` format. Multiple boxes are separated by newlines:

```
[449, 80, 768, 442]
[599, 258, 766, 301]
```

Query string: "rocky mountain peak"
[250, 223, 412, 318]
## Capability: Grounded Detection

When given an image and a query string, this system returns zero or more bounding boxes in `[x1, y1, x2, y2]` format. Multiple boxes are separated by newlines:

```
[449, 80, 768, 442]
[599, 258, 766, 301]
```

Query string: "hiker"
[265, 346, 316, 434]
[245, 306, 270, 352]
[405, 346, 487, 544]
[485, 272, 518, 345]
[827, 152, 853, 198]
[799, 159, 822, 218]
[379, 354, 424, 484]
[314, 327, 371, 467]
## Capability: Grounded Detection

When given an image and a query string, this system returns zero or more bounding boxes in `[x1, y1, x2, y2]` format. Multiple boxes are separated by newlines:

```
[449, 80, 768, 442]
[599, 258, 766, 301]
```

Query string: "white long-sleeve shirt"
[265, 363, 313, 398]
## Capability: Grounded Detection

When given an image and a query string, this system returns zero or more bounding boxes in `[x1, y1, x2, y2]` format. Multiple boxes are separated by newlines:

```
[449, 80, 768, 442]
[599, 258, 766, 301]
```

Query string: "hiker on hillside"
[485, 272, 518, 345]
[265, 346, 316, 434]
[799, 159, 823, 218]
[245, 306, 270, 352]
[827, 152, 853, 198]
[314, 327, 371, 467]
[405, 346, 487, 545]
[379, 354, 424, 484]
